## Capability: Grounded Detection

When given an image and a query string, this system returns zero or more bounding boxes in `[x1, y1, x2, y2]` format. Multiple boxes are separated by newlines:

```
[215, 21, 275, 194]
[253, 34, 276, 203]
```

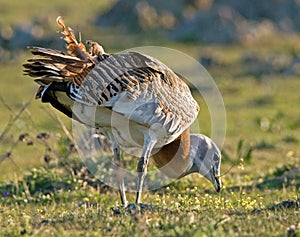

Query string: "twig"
[219, 163, 239, 177]
[40, 106, 74, 143]
[51, 107, 75, 144]
[1, 95, 40, 134]
[0, 97, 33, 169]
[0, 138, 21, 168]
[24, 107, 37, 130]
[0, 98, 33, 141]
[0, 96, 15, 114]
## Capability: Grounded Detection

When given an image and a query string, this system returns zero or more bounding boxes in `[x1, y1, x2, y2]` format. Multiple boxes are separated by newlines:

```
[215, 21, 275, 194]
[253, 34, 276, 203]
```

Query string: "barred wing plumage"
[70, 52, 199, 138]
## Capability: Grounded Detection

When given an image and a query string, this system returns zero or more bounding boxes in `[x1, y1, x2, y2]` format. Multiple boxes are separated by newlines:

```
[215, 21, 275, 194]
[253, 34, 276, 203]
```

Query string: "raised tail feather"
[23, 46, 95, 85]
[56, 16, 91, 61]
[23, 16, 106, 86]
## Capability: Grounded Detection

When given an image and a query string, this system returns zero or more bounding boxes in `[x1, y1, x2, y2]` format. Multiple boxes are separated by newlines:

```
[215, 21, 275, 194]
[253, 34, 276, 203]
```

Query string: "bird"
[23, 16, 222, 206]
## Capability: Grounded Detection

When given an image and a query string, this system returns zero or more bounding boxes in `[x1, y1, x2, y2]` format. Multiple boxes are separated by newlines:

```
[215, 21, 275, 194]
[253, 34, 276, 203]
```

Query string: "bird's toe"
[125, 203, 158, 212]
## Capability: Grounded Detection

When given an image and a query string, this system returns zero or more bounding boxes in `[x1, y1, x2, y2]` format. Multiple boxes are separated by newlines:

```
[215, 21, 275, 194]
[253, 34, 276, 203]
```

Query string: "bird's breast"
[151, 128, 192, 178]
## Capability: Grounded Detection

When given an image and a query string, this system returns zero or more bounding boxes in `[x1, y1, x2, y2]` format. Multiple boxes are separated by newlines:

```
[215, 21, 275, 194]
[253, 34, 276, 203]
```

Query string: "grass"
[0, 164, 299, 236]
[0, 2, 300, 236]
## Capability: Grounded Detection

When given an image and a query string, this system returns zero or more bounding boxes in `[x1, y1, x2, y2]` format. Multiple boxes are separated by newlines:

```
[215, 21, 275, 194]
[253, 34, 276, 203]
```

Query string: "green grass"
[0, 2, 300, 236]
[0, 165, 299, 236]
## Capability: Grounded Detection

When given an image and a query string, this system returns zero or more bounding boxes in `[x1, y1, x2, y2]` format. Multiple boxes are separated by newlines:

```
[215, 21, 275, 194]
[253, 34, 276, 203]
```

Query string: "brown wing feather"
[56, 16, 90, 61]
[23, 47, 95, 85]
[23, 16, 199, 138]
[23, 17, 106, 86]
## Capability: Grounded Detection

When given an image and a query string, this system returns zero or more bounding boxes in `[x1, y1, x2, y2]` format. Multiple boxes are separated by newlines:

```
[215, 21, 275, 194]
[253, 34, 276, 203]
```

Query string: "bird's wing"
[76, 52, 200, 136]
[23, 17, 199, 138]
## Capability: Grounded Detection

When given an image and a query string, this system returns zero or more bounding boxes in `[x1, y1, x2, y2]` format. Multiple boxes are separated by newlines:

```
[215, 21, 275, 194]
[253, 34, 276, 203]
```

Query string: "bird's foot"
[125, 203, 158, 213]
[111, 203, 158, 215]
[111, 205, 126, 215]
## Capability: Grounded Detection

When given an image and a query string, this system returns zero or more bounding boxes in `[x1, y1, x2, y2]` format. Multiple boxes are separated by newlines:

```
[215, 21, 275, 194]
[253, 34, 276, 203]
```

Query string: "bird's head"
[187, 134, 222, 192]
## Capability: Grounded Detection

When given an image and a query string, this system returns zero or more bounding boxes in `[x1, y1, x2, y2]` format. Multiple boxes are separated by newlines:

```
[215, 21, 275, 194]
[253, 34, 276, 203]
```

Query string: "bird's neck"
[152, 128, 192, 178]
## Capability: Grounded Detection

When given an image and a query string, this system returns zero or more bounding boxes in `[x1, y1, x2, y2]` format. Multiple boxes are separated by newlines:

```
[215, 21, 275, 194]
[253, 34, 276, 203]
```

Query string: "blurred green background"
[0, 1, 299, 236]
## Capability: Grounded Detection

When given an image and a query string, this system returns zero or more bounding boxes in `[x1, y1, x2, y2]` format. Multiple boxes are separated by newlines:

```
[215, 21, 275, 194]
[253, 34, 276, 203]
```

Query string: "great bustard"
[23, 17, 221, 206]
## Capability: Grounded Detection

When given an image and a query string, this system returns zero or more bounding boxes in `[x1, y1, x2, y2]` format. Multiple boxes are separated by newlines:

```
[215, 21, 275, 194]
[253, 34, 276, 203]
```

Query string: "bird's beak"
[214, 175, 222, 192]
[210, 166, 222, 192]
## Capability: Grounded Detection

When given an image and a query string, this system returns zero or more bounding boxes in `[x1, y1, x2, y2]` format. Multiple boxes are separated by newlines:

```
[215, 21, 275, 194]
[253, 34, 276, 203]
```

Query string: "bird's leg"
[113, 145, 127, 206]
[135, 138, 156, 204]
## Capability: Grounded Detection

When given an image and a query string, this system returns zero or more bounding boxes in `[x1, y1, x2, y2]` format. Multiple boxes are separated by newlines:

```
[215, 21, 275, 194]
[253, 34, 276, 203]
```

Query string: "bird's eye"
[213, 154, 219, 162]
